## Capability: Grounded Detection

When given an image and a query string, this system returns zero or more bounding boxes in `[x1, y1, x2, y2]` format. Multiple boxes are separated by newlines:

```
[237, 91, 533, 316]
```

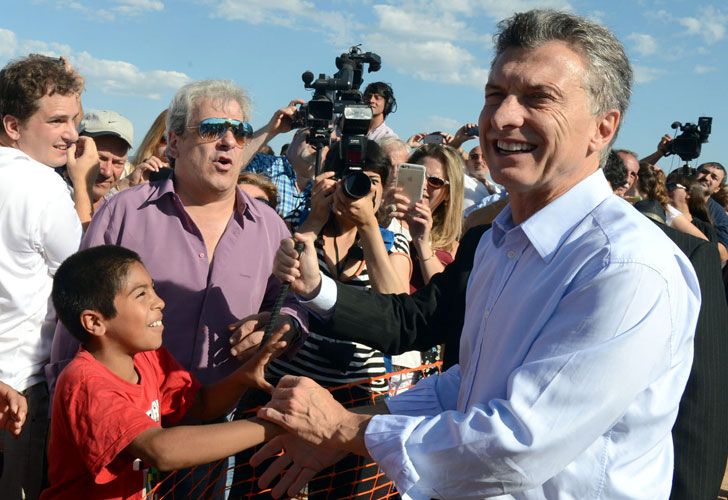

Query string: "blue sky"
[2, 0, 726, 169]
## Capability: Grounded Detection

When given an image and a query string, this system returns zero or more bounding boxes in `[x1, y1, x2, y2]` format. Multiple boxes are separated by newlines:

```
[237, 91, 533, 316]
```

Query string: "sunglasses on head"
[426, 175, 450, 189]
[666, 182, 687, 191]
[188, 118, 253, 147]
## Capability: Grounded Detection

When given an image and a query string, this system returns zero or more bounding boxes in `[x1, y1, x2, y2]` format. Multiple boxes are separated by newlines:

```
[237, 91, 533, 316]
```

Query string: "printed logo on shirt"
[146, 400, 160, 422]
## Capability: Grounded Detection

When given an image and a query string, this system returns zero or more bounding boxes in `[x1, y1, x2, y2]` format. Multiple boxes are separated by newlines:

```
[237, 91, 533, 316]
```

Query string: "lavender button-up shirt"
[47, 177, 306, 385]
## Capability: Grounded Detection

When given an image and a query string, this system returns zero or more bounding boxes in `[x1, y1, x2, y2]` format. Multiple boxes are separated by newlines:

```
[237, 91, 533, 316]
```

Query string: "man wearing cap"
[79, 109, 133, 210]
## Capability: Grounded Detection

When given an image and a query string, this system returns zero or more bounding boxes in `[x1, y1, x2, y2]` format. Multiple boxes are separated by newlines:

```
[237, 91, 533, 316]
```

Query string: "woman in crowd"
[237, 171, 279, 210]
[263, 139, 410, 498]
[394, 144, 464, 292]
[267, 139, 410, 396]
[664, 168, 728, 262]
[637, 162, 709, 240]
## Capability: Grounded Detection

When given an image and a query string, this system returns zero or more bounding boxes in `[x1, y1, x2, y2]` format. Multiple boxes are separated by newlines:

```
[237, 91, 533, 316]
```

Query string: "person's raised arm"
[332, 183, 410, 294]
[241, 100, 304, 168]
[640, 134, 671, 167]
[66, 136, 99, 227]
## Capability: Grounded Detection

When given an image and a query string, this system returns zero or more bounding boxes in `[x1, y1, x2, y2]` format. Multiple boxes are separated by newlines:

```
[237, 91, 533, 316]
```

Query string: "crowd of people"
[0, 8, 726, 500]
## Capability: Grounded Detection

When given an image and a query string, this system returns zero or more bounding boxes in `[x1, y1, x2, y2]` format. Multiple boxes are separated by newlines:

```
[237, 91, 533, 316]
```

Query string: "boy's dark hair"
[52, 245, 142, 344]
[0, 54, 83, 124]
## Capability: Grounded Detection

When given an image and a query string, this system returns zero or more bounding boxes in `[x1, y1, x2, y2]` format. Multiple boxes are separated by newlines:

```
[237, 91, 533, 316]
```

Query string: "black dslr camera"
[664, 117, 712, 162]
[291, 46, 382, 198]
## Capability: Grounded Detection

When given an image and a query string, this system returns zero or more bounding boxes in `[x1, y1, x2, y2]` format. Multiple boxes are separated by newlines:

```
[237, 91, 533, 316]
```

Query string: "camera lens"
[342, 171, 371, 199]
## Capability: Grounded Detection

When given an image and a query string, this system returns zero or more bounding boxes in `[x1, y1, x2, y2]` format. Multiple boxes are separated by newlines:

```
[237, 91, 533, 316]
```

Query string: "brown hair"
[237, 172, 278, 210]
[0, 55, 83, 124]
[133, 109, 167, 166]
[637, 161, 669, 209]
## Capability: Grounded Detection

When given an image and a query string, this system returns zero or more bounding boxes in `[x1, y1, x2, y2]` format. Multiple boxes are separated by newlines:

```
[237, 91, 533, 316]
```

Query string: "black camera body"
[665, 117, 712, 162]
[293, 46, 382, 199]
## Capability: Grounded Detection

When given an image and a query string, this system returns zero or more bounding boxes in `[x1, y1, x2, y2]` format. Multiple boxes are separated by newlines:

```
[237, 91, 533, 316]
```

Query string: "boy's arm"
[127, 417, 282, 471]
[186, 330, 288, 422]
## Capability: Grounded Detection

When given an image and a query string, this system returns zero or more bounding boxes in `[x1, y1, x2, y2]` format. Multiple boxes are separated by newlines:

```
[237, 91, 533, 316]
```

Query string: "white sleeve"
[364, 262, 695, 498]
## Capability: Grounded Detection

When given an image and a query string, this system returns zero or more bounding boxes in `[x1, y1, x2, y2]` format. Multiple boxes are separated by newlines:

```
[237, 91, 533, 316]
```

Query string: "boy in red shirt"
[43, 245, 289, 499]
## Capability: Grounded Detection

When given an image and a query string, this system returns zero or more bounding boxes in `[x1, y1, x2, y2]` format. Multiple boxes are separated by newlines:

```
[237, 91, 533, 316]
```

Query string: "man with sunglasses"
[47, 80, 307, 498]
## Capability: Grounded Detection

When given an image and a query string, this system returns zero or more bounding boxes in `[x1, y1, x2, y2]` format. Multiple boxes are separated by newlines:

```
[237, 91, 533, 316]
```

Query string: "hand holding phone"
[396, 163, 426, 207]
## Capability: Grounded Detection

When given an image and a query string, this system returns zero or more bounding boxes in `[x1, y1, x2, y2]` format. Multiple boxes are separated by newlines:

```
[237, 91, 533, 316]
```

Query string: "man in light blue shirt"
[253, 9, 701, 499]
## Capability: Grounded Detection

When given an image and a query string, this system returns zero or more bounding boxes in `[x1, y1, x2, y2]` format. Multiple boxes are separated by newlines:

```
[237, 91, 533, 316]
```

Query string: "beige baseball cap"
[79, 110, 133, 149]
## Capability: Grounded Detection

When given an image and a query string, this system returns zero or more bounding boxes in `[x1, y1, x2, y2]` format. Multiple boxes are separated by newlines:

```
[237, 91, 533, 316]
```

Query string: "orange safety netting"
[143, 361, 442, 499]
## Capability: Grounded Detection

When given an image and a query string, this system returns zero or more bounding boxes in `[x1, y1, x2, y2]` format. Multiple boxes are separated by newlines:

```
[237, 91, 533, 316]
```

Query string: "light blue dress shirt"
[313, 169, 701, 499]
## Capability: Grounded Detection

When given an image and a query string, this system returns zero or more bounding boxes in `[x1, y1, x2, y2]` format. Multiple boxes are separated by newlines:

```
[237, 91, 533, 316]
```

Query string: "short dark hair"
[363, 81, 396, 117]
[52, 245, 142, 344]
[324, 139, 390, 185]
[603, 150, 627, 191]
[697, 162, 726, 186]
[0, 55, 82, 125]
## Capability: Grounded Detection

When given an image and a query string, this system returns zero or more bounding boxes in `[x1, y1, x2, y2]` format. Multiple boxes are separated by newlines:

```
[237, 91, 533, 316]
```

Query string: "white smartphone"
[396, 163, 426, 207]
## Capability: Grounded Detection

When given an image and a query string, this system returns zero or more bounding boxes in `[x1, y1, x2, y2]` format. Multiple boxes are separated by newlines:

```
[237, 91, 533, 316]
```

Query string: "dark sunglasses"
[666, 182, 686, 191]
[188, 118, 253, 146]
[426, 175, 450, 189]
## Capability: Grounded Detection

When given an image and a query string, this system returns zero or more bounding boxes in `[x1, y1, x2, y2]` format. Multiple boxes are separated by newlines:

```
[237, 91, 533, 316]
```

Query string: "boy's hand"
[0, 381, 27, 437]
[229, 313, 300, 362]
[238, 327, 289, 392]
[251, 434, 346, 498]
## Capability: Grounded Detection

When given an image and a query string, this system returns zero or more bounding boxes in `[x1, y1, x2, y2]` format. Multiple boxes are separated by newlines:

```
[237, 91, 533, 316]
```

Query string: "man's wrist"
[333, 410, 373, 456]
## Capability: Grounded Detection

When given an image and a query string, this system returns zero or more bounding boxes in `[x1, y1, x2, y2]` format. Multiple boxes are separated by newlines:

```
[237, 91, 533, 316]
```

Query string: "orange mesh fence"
[143, 361, 442, 499]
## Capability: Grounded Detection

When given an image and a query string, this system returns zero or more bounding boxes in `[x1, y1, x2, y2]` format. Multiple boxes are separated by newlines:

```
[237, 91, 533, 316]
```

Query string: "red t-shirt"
[42, 348, 200, 500]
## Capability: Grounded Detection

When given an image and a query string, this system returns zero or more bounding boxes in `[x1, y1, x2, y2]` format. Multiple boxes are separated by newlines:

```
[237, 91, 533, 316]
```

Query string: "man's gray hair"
[166, 80, 251, 135]
[493, 10, 633, 120]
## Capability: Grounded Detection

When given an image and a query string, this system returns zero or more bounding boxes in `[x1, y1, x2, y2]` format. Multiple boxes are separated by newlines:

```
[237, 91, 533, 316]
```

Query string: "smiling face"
[480, 41, 619, 221]
[102, 262, 165, 355]
[167, 97, 246, 201]
[695, 165, 725, 194]
[7, 92, 80, 167]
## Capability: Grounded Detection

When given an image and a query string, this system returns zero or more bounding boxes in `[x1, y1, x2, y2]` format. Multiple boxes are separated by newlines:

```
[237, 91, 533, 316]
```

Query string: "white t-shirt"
[0, 147, 81, 391]
[665, 204, 682, 227]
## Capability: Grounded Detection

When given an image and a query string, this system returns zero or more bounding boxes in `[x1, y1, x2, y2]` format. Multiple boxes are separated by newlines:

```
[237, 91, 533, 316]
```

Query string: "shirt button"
[484, 308, 490, 318]
[507, 250, 517, 259]
[198, 252, 205, 258]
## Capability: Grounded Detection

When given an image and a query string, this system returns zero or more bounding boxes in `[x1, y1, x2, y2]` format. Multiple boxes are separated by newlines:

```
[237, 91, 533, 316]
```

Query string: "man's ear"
[2, 114, 22, 141]
[589, 109, 620, 155]
[166, 131, 180, 160]
[80, 310, 107, 338]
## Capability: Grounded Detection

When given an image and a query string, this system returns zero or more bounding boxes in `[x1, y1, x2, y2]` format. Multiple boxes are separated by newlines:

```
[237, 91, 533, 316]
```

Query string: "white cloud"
[633, 65, 665, 84]
[113, 0, 164, 15]
[373, 5, 473, 42]
[627, 33, 658, 56]
[425, 115, 462, 133]
[0, 29, 190, 99]
[677, 6, 728, 44]
[474, 0, 573, 21]
[208, 0, 357, 42]
[0, 29, 18, 58]
[363, 33, 489, 87]
[694, 65, 716, 75]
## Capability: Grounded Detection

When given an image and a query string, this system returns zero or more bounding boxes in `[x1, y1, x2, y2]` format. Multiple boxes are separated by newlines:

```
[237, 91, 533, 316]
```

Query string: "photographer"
[262, 139, 410, 498]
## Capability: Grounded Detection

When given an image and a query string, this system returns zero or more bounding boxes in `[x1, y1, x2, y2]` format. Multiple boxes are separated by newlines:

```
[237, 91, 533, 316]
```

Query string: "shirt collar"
[146, 172, 259, 221]
[492, 169, 613, 263]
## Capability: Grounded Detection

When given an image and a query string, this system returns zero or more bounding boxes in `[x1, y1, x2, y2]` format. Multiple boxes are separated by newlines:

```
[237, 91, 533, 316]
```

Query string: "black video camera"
[291, 45, 382, 198]
[664, 117, 712, 162]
